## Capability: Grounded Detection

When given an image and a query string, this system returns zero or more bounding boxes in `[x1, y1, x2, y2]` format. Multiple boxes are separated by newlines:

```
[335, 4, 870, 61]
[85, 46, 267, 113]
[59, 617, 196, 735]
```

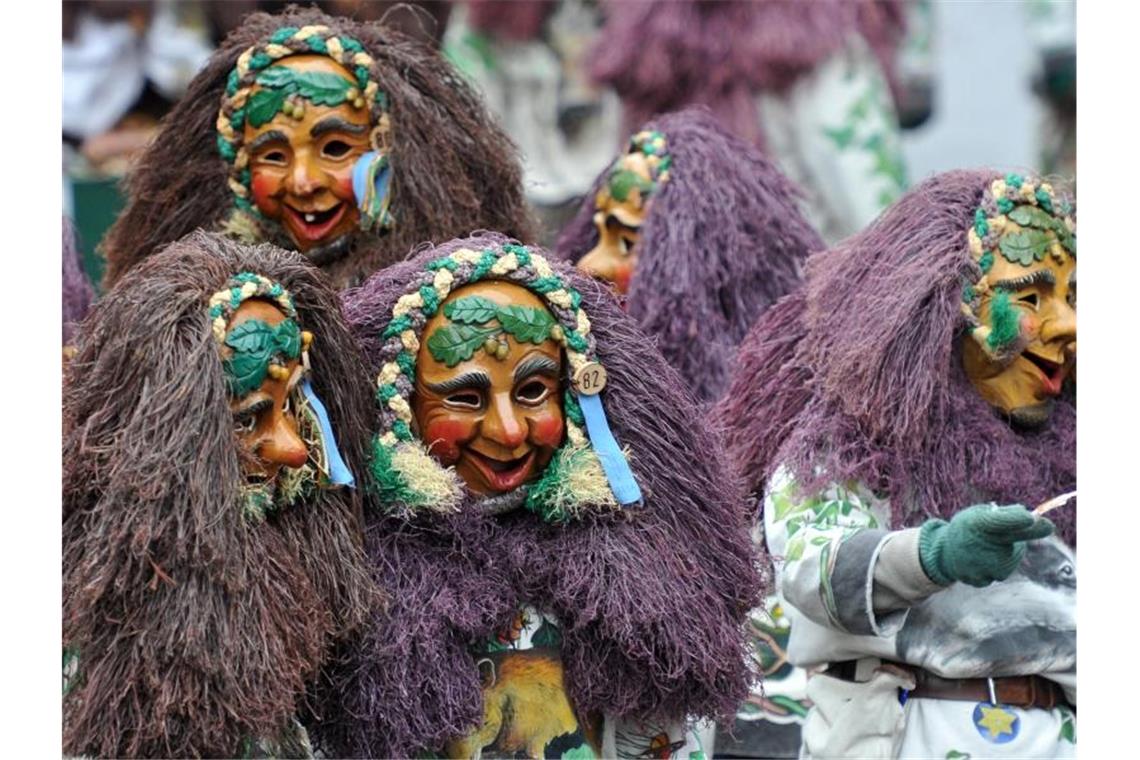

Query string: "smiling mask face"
[412, 281, 566, 496]
[242, 55, 373, 254]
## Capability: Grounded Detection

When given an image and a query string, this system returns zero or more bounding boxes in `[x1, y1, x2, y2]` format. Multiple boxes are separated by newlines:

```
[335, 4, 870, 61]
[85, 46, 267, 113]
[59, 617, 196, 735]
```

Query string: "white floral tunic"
[755, 467, 1076, 759]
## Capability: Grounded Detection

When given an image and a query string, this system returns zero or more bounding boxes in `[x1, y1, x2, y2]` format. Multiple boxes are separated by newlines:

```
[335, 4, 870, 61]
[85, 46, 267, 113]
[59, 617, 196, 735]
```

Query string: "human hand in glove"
[918, 503, 1054, 587]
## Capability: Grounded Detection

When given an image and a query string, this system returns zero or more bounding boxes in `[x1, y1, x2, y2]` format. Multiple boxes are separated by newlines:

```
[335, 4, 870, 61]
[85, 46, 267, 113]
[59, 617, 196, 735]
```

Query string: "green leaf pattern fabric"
[754, 35, 908, 243]
[765, 468, 886, 630]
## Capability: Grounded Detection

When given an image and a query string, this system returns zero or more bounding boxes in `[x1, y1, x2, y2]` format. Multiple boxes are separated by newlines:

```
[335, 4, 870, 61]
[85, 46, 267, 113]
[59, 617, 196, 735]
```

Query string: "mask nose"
[1041, 300, 1076, 349]
[258, 414, 309, 470]
[287, 153, 320, 197]
[481, 393, 527, 451]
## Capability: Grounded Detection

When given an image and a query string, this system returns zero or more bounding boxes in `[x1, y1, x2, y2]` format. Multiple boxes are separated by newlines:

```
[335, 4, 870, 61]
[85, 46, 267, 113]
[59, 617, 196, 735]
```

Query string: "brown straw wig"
[100, 6, 535, 290]
[62, 231, 380, 757]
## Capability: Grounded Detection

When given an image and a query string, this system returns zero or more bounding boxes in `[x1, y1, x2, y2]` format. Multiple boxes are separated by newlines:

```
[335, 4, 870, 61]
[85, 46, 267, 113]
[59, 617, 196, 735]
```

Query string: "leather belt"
[828, 660, 1069, 711]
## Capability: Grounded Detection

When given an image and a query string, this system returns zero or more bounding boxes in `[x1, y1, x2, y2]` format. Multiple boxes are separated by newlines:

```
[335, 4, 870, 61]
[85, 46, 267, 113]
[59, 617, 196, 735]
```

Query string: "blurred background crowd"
[62, 0, 1075, 289]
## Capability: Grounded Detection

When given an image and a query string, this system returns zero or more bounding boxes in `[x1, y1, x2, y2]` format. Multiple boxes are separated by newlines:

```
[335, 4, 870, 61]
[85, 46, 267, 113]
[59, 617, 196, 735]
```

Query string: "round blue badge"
[972, 702, 1020, 744]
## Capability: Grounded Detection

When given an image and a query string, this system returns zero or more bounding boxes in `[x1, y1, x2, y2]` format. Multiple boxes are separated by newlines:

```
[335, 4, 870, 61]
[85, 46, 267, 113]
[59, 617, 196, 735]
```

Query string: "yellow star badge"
[976, 704, 1017, 740]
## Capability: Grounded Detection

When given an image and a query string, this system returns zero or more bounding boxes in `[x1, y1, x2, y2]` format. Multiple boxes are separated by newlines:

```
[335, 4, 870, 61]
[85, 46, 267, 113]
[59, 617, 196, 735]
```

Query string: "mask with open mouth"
[961, 175, 1076, 429]
[366, 239, 641, 522]
[217, 25, 395, 262]
[413, 281, 566, 498]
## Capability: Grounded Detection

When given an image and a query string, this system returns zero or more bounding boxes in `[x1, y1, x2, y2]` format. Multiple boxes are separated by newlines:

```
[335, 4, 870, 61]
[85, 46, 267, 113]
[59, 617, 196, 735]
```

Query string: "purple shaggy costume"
[714, 169, 1076, 545]
[63, 217, 94, 345]
[589, 0, 906, 150]
[310, 232, 764, 757]
[556, 107, 822, 402]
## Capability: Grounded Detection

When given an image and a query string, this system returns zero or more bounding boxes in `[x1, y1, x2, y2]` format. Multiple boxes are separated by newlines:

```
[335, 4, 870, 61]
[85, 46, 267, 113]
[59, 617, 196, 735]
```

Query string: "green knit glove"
[918, 503, 1055, 587]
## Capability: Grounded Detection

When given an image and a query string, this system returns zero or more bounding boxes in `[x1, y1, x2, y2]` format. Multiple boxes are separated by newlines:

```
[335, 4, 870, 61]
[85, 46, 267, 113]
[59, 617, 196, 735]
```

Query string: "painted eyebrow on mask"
[425, 371, 492, 395]
[233, 395, 272, 418]
[248, 129, 289, 154]
[310, 116, 368, 139]
[992, 269, 1056, 291]
[513, 355, 560, 383]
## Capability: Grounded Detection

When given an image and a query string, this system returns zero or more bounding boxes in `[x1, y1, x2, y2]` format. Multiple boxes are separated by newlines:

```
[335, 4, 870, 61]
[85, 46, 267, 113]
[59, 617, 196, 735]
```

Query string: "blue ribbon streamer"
[577, 392, 642, 506]
[352, 150, 393, 230]
[301, 379, 355, 488]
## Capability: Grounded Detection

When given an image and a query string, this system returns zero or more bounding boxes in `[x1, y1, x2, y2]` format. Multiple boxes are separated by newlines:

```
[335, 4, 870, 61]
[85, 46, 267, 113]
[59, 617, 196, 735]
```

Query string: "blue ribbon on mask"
[352, 150, 393, 232]
[301, 379, 355, 488]
[577, 392, 642, 506]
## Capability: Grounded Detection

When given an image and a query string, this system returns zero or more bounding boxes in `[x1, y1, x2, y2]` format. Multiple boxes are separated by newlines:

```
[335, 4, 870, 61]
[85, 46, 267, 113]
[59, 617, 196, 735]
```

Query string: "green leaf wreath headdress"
[370, 243, 639, 522]
[960, 173, 1076, 362]
[207, 272, 308, 396]
[603, 129, 673, 205]
[215, 25, 393, 238]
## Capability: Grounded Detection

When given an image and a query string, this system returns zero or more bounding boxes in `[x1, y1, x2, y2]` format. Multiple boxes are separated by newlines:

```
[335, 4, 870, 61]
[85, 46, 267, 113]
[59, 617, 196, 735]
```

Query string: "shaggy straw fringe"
[100, 6, 535, 290]
[62, 217, 93, 344]
[714, 169, 1076, 546]
[556, 108, 822, 402]
[589, 1, 905, 149]
[309, 233, 765, 757]
[62, 231, 380, 757]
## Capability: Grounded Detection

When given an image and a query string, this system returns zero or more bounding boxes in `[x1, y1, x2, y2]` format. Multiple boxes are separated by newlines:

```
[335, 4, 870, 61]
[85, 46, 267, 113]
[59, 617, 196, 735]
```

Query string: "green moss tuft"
[986, 290, 1021, 351]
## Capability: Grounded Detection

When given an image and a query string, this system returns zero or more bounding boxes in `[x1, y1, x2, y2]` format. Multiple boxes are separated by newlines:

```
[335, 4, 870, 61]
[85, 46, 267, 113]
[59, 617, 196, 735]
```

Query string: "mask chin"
[1008, 398, 1055, 430]
[263, 219, 356, 266]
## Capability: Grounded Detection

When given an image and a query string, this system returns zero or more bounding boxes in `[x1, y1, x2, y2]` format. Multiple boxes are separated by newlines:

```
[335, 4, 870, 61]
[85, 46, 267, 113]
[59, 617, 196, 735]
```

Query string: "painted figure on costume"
[715, 170, 1075, 759]
[101, 8, 534, 290]
[310, 233, 763, 758]
[589, 0, 910, 243]
[557, 107, 822, 403]
[62, 232, 378, 757]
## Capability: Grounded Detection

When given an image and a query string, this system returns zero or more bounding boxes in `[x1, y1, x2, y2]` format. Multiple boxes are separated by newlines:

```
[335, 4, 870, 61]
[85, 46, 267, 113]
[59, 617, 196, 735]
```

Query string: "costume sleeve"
[765, 469, 938, 639]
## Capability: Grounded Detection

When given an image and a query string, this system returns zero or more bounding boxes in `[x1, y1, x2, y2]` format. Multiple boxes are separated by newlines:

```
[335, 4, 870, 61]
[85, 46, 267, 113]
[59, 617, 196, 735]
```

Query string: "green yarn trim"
[563, 391, 584, 426]
[978, 251, 994, 274]
[368, 437, 419, 504]
[986, 290, 1021, 351]
[428, 257, 459, 272]
[974, 208, 989, 238]
[524, 449, 579, 523]
[382, 314, 413, 339]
